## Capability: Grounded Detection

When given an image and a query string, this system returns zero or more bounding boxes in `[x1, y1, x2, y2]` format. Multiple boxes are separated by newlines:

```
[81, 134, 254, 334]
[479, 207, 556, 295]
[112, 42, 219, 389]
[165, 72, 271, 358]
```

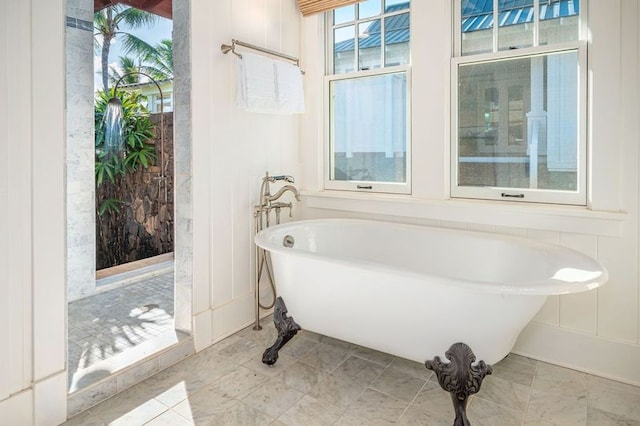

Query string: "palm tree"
[109, 56, 142, 86]
[94, 5, 158, 91]
[140, 39, 173, 82]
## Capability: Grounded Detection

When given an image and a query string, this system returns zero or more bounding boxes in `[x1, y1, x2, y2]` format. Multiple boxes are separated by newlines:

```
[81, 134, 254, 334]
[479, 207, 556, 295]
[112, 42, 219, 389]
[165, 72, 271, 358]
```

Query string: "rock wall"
[96, 112, 174, 269]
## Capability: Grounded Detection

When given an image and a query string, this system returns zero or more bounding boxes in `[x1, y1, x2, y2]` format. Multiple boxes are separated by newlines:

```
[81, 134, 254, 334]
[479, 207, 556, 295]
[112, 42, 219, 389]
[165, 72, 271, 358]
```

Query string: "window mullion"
[533, 0, 540, 47]
[492, 0, 498, 53]
[380, 8, 386, 67]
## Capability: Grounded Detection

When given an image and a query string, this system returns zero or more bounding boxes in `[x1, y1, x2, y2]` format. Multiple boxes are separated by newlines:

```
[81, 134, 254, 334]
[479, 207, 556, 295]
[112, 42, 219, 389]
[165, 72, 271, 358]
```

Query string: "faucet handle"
[271, 175, 295, 183]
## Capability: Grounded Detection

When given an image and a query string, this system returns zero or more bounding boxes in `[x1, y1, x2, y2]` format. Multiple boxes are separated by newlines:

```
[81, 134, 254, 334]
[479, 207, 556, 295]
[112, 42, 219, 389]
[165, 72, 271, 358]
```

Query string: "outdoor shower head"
[102, 71, 165, 158]
[103, 96, 125, 158]
[102, 70, 168, 203]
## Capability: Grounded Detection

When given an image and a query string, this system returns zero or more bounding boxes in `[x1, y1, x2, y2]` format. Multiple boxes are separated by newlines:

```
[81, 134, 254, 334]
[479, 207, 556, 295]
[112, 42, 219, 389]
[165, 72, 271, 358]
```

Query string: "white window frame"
[450, 0, 588, 205]
[324, 3, 412, 194]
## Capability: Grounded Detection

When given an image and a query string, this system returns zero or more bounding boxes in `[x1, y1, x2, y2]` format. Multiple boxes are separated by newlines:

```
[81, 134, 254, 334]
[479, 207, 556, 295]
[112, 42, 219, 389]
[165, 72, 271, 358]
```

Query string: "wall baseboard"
[514, 321, 640, 387]
[0, 389, 33, 425]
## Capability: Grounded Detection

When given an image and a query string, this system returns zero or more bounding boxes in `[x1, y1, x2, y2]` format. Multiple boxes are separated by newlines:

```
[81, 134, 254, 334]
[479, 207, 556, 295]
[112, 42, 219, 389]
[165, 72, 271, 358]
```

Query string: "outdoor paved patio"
[68, 269, 175, 393]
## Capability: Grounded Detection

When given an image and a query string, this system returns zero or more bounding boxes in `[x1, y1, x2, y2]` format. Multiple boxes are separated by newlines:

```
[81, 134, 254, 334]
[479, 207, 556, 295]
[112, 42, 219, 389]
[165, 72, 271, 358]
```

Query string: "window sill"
[301, 190, 626, 237]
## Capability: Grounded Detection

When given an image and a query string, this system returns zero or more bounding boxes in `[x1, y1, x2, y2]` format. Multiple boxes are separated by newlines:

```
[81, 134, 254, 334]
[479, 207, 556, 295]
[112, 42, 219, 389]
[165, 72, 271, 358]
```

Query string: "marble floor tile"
[241, 377, 305, 418]
[533, 361, 588, 395]
[243, 352, 298, 378]
[525, 387, 588, 425]
[64, 316, 640, 426]
[277, 359, 333, 394]
[351, 346, 395, 367]
[208, 365, 269, 399]
[586, 406, 640, 426]
[343, 388, 409, 424]
[214, 335, 265, 365]
[468, 396, 524, 426]
[301, 341, 352, 372]
[320, 335, 360, 353]
[370, 365, 427, 402]
[280, 334, 321, 359]
[237, 320, 279, 348]
[492, 353, 538, 387]
[145, 408, 195, 426]
[204, 401, 276, 426]
[588, 375, 640, 422]
[171, 385, 238, 424]
[396, 404, 451, 426]
[307, 370, 371, 409]
[334, 413, 371, 425]
[477, 374, 531, 412]
[410, 380, 458, 420]
[277, 394, 344, 426]
[333, 355, 386, 383]
[387, 356, 433, 381]
[95, 395, 167, 425]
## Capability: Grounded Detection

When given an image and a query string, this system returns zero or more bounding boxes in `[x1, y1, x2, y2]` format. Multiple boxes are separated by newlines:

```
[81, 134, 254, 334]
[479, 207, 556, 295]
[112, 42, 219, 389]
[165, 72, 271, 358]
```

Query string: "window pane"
[334, 5, 355, 25]
[461, 0, 494, 55]
[498, 0, 534, 51]
[331, 72, 408, 183]
[457, 51, 579, 191]
[359, 20, 381, 70]
[359, 0, 381, 19]
[385, 12, 410, 66]
[334, 26, 355, 74]
[385, 0, 409, 11]
[539, 0, 580, 45]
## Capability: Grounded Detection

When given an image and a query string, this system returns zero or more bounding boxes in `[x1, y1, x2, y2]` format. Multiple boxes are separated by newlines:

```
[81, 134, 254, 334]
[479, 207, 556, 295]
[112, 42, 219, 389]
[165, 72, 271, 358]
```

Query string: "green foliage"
[95, 88, 157, 212]
[95, 88, 157, 180]
[98, 198, 126, 216]
[94, 5, 159, 91]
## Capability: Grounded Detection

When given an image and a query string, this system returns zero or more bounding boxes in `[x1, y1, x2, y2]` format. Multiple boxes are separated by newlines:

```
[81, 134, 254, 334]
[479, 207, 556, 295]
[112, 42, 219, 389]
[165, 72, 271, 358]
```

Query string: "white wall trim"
[34, 372, 67, 426]
[0, 389, 33, 426]
[514, 321, 640, 387]
[303, 190, 625, 236]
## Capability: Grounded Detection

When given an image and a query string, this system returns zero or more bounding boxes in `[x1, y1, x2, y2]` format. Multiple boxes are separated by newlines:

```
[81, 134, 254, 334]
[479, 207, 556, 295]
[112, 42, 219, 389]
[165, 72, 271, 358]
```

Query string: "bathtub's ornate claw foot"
[425, 342, 493, 426]
[262, 297, 300, 366]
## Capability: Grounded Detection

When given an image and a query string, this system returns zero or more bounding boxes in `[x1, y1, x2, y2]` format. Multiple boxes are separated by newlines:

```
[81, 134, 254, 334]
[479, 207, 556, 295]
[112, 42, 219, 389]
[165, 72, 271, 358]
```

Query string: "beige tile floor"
[64, 316, 640, 425]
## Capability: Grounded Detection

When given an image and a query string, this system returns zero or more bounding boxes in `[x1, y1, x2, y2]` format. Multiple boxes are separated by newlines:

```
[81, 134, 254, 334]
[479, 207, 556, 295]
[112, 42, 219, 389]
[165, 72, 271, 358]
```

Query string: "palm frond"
[119, 33, 157, 59]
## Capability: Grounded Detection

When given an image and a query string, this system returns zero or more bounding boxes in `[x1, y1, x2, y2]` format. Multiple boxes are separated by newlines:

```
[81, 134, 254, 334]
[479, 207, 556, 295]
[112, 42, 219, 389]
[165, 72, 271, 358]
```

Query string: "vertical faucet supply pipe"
[253, 172, 298, 330]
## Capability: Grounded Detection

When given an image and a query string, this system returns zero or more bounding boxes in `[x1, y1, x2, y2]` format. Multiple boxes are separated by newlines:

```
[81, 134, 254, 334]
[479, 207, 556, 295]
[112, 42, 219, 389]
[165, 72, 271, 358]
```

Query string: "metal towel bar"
[221, 38, 304, 73]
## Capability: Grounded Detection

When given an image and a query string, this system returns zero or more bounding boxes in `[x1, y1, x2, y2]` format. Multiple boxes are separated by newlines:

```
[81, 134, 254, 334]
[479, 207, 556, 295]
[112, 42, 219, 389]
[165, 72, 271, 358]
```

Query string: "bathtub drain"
[283, 235, 295, 248]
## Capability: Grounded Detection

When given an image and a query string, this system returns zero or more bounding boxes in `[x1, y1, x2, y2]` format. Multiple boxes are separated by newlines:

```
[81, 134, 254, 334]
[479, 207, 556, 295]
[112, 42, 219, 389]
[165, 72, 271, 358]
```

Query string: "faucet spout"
[267, 185, 300, 202]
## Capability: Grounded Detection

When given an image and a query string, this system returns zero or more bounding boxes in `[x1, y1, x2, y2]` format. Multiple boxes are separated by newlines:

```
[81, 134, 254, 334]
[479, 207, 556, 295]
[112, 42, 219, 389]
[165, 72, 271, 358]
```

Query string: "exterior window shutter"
[297, 0, 363, 17]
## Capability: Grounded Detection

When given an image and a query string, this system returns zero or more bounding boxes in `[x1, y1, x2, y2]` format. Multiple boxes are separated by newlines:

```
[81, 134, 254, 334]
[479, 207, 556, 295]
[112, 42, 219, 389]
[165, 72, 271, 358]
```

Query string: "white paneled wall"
[0, 0, 9, 404]
[0, 0, 67, 423]
[189, 0, 302, 350]
[0, 0, 33, 409]
[300, 0, 640, 385]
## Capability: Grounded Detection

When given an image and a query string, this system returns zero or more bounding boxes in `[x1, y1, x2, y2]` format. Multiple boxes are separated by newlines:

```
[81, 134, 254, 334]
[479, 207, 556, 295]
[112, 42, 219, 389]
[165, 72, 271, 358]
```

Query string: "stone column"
[66, 0, 96, 301]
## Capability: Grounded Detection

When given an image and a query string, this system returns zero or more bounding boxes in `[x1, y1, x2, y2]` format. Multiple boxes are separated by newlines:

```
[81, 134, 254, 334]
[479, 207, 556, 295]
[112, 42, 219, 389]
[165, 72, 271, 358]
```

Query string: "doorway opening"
[65, 0, 191, 408]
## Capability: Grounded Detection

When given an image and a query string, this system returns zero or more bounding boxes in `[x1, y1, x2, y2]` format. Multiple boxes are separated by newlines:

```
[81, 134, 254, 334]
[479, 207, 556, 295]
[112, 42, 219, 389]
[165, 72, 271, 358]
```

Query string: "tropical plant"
[138, 39, 173, 82]
[94, 5, 158, 91]
[109, 56, 143, 86]
[95, 87, 158, 268]
[95, 88, 157, 183]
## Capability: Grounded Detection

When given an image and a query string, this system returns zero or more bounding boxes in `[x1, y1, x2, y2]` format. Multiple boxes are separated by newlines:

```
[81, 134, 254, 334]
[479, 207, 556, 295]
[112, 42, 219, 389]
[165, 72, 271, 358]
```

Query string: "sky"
[94, 13, 173, 90]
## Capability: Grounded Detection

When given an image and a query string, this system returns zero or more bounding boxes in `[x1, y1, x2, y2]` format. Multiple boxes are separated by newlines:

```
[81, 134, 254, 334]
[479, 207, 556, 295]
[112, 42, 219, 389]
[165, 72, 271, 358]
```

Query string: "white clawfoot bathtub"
[254, 218, 608, 365]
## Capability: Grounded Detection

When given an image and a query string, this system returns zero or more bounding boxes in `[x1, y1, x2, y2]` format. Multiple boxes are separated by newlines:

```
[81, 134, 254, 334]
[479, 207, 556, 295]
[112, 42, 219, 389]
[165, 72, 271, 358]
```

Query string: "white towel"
[274, 60, 305, 114]
[235, 52, 305, 114]
[236, 52, 278, 113]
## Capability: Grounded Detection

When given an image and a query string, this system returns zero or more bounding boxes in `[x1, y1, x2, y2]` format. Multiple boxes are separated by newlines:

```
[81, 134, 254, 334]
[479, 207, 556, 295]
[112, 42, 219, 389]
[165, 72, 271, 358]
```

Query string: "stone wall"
[96, 112, 174, 269]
